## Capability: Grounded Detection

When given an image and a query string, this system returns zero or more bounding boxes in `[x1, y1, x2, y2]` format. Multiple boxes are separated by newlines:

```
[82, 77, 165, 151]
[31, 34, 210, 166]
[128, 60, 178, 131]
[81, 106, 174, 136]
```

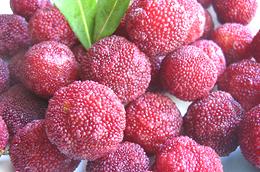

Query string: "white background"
[0, 0, 259, 172]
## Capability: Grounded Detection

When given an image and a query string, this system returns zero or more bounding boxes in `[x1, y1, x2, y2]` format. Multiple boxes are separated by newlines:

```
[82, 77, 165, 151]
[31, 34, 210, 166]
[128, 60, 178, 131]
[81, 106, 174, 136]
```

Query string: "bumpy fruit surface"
[0, 58, 10, 94]
[86, 142, 149, 172]
[161, 45, 217, 101]
[20, 41, 79, 98]
[250, 30, 260, 63]
[155, 136, 223, 172]
[81, 36, 151, 104]
[45, 81, 126, 160]
[125, 92, 182, 154]
[0, 116, 8, 155]
[218, 59, 260, 111]
[184, 91, 244, 156]
[239, 105, 260, 168]
[10, 120, 79, 172]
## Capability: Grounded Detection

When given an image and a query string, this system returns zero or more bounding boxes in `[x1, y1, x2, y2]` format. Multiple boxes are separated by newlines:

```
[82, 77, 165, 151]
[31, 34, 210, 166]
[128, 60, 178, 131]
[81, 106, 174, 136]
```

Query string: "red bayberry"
[155, 136, 223, 172]
[161, 45, 217, 101]
[0, 84, 47, 136]
[0, 14, 31, 57]
[184, 91, 244, 156]
[0, 58, 10, 94]
[29, 6, 77, 47]
[0, 116, 8, 155]
[125, 92, 182, 154]
[10, 0, 52, 20]
[211, 23, 253, 64]
[86, 142, 149, 172]
[202, 9, 214, 39]
[213, 0, 258, 25]
[81, 36, 151, 104]
[10, 120, 79, 171]
[218, 59, 260, 111]
[192, 40, 226, 77]
[250, 30, 260, 62]
[20, 41, 79, 98]
[45, 81, 126, 160]
[239, 105, 260, 168]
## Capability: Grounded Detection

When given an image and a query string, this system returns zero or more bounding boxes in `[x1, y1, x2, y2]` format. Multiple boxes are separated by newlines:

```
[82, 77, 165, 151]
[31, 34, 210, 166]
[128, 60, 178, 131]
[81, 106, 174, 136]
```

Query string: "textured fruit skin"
[197, 0, 212, 8]
[86, 142, 149, 172]
[184, 91, 244, 156]
[29, 6, 77, 47]
[81, 36, 151, 104]
[45, 81, 126, 160]
[0, 116, 8, 155]
[192, 40, 226, 77]
[10, 0, 51, 20]
[0, 84, 47, 136]
[218, 59, 260, 111]
[161, 45, 217, 101]
[0, 58, 10, 94]
[211, 23, 253, 64]
[20, 41, 79, 98]
[155, 136, 223, 172]
[213, 0, 257, 25]
[0, 14, 31, 57]
[250, 30, 260, 63]
[202, 9, 214, 39]
[239, 105, 260, 168]
[125, 92, 182, 154]
[71, 44, 87, 64]
[10, 120, 79, 172]
[125, 0, 194, 57]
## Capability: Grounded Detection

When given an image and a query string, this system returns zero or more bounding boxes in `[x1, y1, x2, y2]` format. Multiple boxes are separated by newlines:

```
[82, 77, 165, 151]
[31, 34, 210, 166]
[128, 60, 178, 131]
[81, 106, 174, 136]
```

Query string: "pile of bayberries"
[0, 0, 259, 171]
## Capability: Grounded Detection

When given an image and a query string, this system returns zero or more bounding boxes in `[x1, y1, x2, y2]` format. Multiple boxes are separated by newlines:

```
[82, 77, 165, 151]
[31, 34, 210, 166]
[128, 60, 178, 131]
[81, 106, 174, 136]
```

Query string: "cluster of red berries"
[0, 0, 259, 171]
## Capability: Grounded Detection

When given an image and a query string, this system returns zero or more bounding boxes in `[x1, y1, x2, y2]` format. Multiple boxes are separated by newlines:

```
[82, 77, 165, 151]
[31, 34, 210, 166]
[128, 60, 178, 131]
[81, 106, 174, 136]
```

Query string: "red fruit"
[86, 142, 149, 172]
[213, 0, 258, 25]
[125, 0, 195, 56]
[125, 92, 182, 154]
[0, 116, 8, 155]
[10, 120, 79, 171]
[202, 9, 214, 39]
[250, 30, 260, 62]
[211, 23, 253, 64]
[71, 44, 87, 64]
[81, 36, 151, 104]
[0, 58, 10, 94]
[184, 91, 244, 156]
[197, 0, 212, 8]
[0, 14, 31, 57]
[155, 136, 223, 172]
[218, 59, 260, 111]
[192, 40, 226, 77]
[0, 84, 47, 136]
[161, 45, 217, 101]
[20, 41, 79, 98]
[45, 81, 126, 160]
[29, 6, 77, 47]
[10, 0, 51, 20]
[239, 105, 260, 168]
[149, 55, 165, 89]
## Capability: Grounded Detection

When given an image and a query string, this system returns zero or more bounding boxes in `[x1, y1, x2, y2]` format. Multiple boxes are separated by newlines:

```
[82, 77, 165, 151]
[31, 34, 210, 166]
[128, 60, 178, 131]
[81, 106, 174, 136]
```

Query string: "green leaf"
[54, 0, 97, 49]
[93, 0, 130, 42]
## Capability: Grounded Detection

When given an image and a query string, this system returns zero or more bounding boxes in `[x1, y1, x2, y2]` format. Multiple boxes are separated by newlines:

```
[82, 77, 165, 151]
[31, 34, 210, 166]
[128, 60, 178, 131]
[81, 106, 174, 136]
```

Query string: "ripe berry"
[161, 45, 217, 101]
[0, 116, 8, 155]
[0, 14, 31, 57]
[184, 91, 244, 156]
[45, 81, 126, 160]
[197, 0, 212, 8]
[10, 0, 51, 20]
[125, 0, 197, 56]
[0, 84, 47, 136]
[81, 36, 151, 104]
[202, 9, 214, 39]
[29, 6, 77, 47]
[0, 58, 10, 94]
[218, 59, 260, 111]
[211, 23, 253, 64]
[250, 30, 260, 62]
[86, 142, 149, 172]
[125, 92, 182, 154]
[20, 41, 79, 98]
[10, 120, 79, 172]
[239, 105, 260, 168]
[192, 40, 226, 77]
[155, 136, 223, 172]
[213, 0, 258, 25]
